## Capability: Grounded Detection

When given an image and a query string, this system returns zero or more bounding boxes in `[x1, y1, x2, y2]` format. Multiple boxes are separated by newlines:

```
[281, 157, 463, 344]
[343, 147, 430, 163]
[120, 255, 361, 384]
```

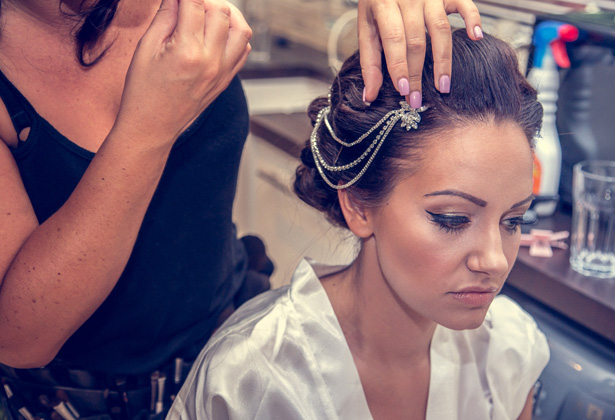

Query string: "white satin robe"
[167, 259, 550, 420]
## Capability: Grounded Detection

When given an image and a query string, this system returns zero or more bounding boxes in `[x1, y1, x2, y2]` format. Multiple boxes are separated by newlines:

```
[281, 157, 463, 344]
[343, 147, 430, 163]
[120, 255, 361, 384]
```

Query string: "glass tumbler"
[570, 160, 615, 278]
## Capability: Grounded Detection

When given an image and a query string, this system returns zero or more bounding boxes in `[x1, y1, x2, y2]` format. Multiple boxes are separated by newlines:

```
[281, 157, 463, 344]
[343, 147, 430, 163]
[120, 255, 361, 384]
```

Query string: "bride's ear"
[338, 189, 373, 238]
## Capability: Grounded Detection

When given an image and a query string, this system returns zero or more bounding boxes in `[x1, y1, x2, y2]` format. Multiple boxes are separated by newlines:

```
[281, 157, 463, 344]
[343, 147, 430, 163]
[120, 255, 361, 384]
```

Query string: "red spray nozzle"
[533, 21, 579, 69]
[551, 24, 579, 68]
[559, 24, 579, 42]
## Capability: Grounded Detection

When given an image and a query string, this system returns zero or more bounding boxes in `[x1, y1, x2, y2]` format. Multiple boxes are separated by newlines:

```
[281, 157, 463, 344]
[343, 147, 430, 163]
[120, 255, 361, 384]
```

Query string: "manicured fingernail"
[398, 78, 410, 96]
[362, 87, 371, 106]
[439, 75, 450, 93]
[474, 26, 483, 39]
[410, 91, 422, 109]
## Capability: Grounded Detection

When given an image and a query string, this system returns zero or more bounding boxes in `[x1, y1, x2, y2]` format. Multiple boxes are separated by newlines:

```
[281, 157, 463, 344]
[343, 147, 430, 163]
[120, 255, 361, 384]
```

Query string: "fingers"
[357, 0, 483, 108]
[170, 0, 248, 75]
[230, 42, 251, 77]
[145, 0, 180, 43]
[448, 0, 482, 40]
[370, 1, 414, 101]
[357, 1, 384, 104]
[426, 0, 482, 96]
[120, 0, 251, 143]
[176, 0, 206, 42]
[225, 2, 252, 68]
[201, 0, 232, 62]
[424, 0, 452, 94]
[399, 2, 426, 108]
[358, 0, 427, 107]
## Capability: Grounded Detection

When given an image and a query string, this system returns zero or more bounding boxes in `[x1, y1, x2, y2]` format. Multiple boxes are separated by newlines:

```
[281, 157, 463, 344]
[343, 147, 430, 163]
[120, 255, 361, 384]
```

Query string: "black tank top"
[0, 70, 248, 376]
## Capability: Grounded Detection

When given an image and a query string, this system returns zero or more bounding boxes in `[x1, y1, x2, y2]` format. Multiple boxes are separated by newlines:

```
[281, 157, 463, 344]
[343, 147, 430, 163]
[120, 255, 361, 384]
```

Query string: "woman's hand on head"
[114, 0, 251, 149]
[358, 0, 482, 106]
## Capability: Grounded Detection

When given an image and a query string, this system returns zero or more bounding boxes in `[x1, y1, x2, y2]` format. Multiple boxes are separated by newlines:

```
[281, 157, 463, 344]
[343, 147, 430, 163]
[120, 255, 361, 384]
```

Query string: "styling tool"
[155, 373, 166, 414]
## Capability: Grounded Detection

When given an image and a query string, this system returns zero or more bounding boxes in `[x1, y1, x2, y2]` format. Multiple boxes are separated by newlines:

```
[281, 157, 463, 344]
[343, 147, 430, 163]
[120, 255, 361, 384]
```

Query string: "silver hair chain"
[310, 101, 428, 190]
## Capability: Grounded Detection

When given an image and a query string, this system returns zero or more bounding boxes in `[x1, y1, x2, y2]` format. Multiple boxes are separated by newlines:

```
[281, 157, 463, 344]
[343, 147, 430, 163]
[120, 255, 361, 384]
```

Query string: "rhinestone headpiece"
[310, 101, 428, 190]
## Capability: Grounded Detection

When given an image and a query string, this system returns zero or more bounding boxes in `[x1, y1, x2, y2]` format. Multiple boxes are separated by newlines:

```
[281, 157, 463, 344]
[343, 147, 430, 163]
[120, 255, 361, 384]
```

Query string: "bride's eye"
[502, 216, 531, 234]
[426, 211, 470, 234]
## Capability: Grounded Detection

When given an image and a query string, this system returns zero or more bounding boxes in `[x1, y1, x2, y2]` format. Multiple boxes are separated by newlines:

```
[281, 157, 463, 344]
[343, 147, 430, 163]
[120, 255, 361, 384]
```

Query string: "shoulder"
[167, 300, 278, 419]
[440, 295, 549, 367]
[204, 284, 293, 363]
[431, 296, 550, 419]
[168, 287, 298, 418]
[482, 295, 550, 369]
[435, 295, 549, 380]
[480, 295, 550, 418]
[168, 261, 346, 420]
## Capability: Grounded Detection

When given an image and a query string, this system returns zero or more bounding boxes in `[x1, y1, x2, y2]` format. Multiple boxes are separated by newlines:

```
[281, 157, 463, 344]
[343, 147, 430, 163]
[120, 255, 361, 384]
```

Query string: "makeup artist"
[0, 0, 480, 419]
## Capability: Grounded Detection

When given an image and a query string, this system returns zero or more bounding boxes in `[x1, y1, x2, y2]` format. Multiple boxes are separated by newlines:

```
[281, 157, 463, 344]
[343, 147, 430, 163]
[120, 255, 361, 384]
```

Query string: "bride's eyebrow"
[510, 194, 534, 209]
[424, 190, 487, 207]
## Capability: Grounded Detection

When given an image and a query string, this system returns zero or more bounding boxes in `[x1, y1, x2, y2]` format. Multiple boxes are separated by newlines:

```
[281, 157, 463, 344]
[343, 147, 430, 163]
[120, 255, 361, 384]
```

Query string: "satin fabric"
[168, 259, 549, 420]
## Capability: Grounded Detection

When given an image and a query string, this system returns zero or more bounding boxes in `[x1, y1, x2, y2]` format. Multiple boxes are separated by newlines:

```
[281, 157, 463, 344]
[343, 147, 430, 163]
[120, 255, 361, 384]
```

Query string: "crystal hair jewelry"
[311, 101, 428, 190]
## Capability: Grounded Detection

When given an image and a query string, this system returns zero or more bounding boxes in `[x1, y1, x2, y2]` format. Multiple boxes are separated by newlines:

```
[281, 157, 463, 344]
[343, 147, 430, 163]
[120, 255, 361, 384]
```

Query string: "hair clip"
[520, 229, 569, 258]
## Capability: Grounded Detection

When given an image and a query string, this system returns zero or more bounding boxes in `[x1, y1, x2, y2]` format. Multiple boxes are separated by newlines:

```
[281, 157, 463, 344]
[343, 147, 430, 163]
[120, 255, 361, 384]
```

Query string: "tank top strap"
[0, 66, 35, 133]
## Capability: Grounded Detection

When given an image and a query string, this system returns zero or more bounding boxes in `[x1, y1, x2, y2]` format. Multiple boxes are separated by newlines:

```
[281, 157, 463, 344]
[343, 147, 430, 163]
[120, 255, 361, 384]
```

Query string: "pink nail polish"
[362, 87, 371, 106]
[398, 78, 410, 96]
[410, 91, 422, 109]
[439, 75, 450, 93]
[474, 26, 483, 39]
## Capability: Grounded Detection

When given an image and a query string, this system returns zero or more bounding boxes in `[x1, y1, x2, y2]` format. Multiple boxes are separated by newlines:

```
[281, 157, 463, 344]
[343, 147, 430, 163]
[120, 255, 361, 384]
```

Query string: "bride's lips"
[450, 287, 498, 306]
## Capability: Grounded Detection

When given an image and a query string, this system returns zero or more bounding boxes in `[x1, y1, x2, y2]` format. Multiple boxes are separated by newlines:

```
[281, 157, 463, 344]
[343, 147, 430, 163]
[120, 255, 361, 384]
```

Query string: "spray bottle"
[527, 21, 579, 217]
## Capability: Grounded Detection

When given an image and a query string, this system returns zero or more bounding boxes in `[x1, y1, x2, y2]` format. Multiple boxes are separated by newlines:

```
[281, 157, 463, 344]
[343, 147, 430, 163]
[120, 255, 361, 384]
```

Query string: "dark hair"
[70, 0, 121, 67]
[0, 0, 120, 67]
[294, 30, 543, 229]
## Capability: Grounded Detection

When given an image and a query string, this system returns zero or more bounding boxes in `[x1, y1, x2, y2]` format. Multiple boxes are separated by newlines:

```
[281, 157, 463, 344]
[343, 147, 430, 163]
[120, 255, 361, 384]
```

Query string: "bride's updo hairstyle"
[294, 30, 543, 229]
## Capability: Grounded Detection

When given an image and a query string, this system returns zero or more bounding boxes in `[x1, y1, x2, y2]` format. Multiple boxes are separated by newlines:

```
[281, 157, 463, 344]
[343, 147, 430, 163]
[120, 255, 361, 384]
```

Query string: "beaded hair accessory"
[310, 100, 428, 190]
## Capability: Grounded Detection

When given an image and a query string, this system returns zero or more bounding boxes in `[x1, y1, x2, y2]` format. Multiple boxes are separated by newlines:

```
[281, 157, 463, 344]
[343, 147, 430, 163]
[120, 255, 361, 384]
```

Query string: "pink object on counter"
[520, 229, 569, 258]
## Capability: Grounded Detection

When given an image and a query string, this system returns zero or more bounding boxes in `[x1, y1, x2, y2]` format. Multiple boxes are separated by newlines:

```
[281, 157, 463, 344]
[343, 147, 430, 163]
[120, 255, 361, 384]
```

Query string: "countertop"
[509, 211, 615, 344]
[247, 107, 615, 346]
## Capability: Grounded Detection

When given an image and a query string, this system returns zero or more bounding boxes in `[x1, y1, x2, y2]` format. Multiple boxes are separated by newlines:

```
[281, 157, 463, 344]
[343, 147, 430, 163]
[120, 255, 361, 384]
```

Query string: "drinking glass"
[570, 160, 615, 278]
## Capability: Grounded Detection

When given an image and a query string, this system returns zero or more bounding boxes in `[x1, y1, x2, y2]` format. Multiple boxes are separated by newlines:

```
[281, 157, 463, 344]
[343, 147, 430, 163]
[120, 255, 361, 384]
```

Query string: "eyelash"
[425, 211, 529, 235]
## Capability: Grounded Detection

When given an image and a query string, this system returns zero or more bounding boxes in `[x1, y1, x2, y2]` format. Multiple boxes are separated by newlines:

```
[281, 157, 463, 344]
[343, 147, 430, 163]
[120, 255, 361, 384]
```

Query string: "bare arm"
[358, 0, 482, 106]
[516, 390, 534, 420]
[0, 0, 251, 368]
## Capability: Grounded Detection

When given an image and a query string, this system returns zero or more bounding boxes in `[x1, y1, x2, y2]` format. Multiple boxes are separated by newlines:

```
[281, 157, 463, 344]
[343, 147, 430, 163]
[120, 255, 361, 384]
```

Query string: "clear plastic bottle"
[527, 21, 578, 217]
[528, 48, 562, 217]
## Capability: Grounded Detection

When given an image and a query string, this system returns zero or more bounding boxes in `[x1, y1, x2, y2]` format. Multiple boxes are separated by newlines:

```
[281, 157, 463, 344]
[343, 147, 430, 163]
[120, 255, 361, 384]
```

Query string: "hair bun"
[299, 145, 316, 169]
[293, 161, 348, 229]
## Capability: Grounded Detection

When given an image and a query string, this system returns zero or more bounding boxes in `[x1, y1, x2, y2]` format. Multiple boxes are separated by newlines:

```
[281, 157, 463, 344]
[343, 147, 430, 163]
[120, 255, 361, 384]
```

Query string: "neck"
[322, 240, 437, 366]
[0, 0, 159, 67]
[1, 1, 80, 28]
[0, 1, 157, 32]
